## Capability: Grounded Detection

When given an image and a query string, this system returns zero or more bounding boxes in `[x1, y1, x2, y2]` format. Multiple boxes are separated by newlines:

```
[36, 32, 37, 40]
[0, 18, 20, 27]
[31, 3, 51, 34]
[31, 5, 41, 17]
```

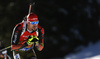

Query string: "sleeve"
[11, 24, 22, 45]
[38, 26, 44, 44]
[35, 25, 44, 51]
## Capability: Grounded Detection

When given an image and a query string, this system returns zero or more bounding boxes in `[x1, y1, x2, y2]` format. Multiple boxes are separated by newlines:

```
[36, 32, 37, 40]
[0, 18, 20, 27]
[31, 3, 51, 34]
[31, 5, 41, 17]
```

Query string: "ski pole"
[0, 34, 42, 51]
[0, 40, 27, 52]
[28, 2, 35, 14]
[0, 46, 11, 51]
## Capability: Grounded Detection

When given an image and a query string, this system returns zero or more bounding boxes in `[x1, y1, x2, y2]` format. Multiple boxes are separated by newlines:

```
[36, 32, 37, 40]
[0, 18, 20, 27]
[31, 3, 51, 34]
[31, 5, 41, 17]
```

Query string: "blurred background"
[0, 0, 100, 59]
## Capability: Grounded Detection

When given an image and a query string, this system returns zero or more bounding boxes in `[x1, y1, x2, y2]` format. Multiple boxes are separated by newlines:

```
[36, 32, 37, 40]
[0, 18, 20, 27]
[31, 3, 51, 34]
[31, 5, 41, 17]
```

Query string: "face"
[27, 21, 39, 31]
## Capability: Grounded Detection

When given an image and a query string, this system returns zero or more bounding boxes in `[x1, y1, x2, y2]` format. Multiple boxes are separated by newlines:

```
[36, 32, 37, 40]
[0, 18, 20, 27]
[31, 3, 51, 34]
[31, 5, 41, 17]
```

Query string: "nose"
[34, 23, 37, 25]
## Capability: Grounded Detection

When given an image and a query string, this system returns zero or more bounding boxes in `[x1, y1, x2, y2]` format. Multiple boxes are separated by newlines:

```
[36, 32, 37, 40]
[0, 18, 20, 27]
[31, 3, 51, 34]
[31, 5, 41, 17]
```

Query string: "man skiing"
[11, 13, 44, 59]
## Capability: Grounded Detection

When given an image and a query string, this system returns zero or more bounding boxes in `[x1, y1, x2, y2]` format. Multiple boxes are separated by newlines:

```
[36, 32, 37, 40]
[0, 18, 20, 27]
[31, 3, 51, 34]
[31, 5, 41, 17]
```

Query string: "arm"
[35, 26, 44, 51]
[11, 24, 23, 50]
[11, 44, 23, 50]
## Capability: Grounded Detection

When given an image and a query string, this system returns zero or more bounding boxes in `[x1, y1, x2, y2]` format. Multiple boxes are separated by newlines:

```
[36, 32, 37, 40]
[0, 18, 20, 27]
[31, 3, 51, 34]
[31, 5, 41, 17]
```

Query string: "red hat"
[27, 13, 38, 22]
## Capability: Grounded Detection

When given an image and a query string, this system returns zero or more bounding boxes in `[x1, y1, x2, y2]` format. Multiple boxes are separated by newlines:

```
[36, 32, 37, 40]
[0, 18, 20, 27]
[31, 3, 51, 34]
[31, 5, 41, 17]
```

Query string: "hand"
[26, 35, 39, 45]
[26, 35, 34, 45]
[31, 36, 39, 42]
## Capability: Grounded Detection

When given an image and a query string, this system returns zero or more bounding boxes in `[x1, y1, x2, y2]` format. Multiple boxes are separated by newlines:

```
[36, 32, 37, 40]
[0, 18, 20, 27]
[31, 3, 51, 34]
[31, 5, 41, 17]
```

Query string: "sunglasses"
[29, 21, 39, 25]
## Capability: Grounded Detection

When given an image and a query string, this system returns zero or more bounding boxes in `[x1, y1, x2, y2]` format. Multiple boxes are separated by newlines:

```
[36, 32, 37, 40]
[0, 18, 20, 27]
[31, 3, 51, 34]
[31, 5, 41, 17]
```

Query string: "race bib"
[14, 53, 20, 59]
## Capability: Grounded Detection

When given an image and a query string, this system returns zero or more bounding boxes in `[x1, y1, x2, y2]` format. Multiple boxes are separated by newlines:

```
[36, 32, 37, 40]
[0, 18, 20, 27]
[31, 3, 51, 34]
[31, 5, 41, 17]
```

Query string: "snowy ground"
[64, 40, 100, 59]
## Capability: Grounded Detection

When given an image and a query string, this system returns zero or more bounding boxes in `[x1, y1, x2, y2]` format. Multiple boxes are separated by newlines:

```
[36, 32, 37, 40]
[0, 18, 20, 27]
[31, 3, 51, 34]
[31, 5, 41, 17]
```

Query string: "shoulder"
[15, 22, 23, 27]
[14, 22, 23, 31]
[37, 25, 44, 30]
[37, 25, 44, 34]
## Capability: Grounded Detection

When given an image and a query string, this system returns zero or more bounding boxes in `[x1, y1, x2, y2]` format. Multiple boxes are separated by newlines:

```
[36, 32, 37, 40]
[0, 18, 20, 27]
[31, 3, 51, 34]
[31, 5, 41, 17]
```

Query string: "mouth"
[32, 26, 37, 31]
[33, 26, 37, 28]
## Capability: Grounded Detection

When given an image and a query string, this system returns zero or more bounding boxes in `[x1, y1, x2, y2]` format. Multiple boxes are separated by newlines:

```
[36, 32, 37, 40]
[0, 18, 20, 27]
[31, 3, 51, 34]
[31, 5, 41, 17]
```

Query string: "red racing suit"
[11, 21, 44, 51]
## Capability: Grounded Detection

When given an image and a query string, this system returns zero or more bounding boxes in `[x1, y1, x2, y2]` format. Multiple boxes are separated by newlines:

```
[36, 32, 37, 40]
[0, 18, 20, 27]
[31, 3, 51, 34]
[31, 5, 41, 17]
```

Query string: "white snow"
[85, 55, 100, 59]
[65, 40, 100, 59]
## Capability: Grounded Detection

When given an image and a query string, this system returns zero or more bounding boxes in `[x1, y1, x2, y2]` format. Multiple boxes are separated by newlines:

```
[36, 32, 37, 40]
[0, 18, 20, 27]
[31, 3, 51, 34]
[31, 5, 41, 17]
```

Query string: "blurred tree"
[0, 0, 100, 59]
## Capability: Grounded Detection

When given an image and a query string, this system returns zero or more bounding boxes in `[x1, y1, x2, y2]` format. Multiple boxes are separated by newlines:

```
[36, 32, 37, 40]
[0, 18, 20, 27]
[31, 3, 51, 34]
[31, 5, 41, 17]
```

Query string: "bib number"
[14, 53, 20, 59]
